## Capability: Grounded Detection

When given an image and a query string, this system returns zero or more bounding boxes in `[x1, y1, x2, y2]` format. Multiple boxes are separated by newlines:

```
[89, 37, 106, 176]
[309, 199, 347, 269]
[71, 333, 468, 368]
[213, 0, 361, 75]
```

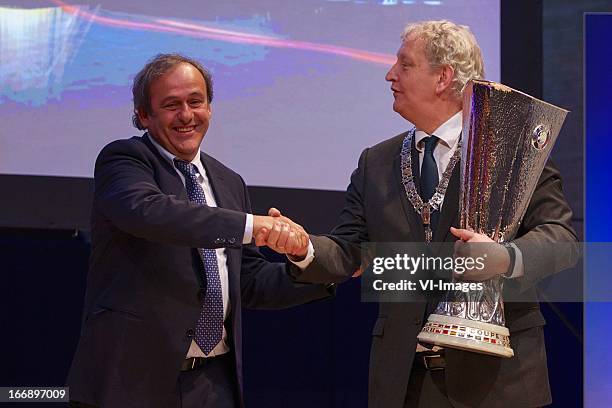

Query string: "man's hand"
[450, 227, 510, 281]
[253, 208, 309, 258]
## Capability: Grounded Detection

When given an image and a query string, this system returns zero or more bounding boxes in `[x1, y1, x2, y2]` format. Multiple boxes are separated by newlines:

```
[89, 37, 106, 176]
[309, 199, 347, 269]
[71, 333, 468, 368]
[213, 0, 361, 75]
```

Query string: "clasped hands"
[252, 208, 309, 259]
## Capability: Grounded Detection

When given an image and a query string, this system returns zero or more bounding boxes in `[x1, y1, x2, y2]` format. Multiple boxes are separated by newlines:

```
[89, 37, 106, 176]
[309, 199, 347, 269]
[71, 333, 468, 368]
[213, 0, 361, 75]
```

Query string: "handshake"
[252, 208, 309, 260]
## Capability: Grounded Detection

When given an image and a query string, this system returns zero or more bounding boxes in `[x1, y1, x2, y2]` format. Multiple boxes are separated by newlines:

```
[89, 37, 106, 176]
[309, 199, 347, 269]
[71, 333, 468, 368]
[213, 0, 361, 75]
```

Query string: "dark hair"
[131, 54, 213, 130]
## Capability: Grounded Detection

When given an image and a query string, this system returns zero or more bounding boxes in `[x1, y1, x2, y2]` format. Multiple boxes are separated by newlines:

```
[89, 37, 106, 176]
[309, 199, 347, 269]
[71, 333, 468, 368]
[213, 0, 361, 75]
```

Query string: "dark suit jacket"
[291, 133, 578, 408]
[67, 134, 331, 408]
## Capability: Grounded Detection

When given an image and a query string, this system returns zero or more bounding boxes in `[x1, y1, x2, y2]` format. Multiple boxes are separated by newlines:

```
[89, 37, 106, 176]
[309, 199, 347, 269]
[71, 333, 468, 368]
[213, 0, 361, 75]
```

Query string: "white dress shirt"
[293, 112, 524, 278]
[149, 135, 253, 357]
[414, 111, 462, 177]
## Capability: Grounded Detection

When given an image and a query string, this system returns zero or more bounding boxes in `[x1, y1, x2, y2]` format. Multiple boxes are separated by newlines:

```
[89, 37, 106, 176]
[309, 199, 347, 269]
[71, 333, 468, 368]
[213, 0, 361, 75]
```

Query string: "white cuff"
[243, 214, 253, 244]
[506, 242, 524, 278]
[288, 239, 315, 269]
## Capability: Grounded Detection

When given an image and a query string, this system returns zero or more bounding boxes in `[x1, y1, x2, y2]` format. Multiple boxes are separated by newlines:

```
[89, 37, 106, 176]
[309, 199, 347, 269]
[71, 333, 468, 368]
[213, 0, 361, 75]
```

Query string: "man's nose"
[385, 64, 396, 82]
[177, 103, 194, 123]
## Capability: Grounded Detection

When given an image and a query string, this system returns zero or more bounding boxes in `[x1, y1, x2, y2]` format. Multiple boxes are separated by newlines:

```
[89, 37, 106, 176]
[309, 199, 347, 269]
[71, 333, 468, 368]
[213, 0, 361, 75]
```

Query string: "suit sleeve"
[289, 148, 371, 284]
[511, 159, 580, 291]
[94, 140, 246, 249]
[235, 175, 334, 309]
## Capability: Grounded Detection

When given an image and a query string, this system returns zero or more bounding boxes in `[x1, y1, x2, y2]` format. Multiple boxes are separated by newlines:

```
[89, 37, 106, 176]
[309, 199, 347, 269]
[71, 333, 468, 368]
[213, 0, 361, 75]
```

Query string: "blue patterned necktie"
[174, 158, 223, 355]
[420, 136, 440, 232]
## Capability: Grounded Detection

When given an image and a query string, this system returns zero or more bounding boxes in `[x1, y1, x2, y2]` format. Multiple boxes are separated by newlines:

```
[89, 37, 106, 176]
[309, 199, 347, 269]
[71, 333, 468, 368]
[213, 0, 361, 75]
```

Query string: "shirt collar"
[414, 111, 462, 151]
[147, 132, 206, 177]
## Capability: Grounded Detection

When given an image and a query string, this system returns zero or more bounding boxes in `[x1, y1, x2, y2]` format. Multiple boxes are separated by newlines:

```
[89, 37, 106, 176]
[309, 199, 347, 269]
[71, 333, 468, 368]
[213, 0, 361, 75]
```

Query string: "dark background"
[2, 0, 605, 406]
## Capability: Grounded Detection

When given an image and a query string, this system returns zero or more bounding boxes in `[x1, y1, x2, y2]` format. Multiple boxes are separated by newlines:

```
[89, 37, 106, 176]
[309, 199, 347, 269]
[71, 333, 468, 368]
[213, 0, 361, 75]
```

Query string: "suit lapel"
[142, 134, 188, 199]
[199, 153, 228, 208]
[411, 135, 422, 197]
[394, 136, 426, 241]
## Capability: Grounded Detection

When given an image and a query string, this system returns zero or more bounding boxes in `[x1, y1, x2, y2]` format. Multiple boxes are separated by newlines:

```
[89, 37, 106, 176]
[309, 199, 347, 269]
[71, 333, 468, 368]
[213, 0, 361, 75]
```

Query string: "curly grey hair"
[402, 20, 484, 98]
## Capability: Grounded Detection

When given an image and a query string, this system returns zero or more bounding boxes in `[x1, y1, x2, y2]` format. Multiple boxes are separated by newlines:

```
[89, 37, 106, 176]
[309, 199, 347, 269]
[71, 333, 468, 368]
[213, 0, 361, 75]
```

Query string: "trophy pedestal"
[417, 314, 514, 358]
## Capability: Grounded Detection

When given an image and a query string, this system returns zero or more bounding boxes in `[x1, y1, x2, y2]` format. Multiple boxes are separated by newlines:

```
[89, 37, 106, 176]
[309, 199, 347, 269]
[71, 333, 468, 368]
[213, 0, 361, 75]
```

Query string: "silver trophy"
[417, 79, 568, 358]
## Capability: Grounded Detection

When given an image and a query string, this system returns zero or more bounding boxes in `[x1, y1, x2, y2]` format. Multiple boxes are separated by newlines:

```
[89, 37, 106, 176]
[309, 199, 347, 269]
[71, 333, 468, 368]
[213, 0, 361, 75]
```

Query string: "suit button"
[414, 318, 422, 326]
[186, 329, 194, 338]
[229, 237, 236, 244]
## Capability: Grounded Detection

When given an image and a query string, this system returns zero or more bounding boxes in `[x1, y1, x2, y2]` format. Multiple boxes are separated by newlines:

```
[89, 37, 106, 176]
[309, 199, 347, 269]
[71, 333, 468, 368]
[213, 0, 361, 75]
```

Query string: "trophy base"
[417, 314, 514, 358]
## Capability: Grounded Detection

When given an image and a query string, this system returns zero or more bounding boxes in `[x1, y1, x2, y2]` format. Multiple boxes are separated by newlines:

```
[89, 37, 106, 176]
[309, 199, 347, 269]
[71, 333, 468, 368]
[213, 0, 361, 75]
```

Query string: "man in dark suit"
[276, 20, 578, 407]
[67, 54, 331, 408]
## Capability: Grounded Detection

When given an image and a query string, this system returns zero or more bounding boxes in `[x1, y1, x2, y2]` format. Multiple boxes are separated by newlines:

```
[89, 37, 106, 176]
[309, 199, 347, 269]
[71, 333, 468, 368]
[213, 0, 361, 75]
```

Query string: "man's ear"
[136, 108, 149, 128]
[436, 65, 455, 95]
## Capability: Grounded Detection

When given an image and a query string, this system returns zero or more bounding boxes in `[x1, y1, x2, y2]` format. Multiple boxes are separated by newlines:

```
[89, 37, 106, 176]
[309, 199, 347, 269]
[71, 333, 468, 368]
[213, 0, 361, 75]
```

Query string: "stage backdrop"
[0, 0, 500, 228]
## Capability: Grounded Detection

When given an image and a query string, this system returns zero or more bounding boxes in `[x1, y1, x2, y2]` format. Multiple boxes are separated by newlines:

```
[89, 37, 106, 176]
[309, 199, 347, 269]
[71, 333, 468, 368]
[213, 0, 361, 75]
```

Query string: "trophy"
[417, 79, 568, 358]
